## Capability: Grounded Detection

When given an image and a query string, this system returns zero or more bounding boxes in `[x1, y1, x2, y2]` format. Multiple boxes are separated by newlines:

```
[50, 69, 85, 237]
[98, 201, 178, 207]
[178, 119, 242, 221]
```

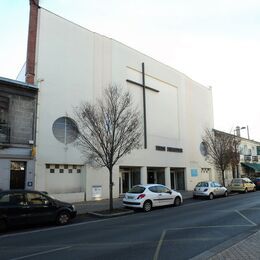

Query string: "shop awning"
[241, 162, 260, 173]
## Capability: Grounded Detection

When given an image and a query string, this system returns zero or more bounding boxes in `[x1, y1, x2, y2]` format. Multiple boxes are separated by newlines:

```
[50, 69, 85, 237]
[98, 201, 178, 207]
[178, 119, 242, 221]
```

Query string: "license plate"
[128, 196, 134, 199]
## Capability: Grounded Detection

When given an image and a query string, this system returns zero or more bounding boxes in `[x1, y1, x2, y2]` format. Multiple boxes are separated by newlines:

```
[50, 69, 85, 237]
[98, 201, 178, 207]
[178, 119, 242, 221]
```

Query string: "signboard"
[92, 185, 102, 199]
[191, 169, 198, 177]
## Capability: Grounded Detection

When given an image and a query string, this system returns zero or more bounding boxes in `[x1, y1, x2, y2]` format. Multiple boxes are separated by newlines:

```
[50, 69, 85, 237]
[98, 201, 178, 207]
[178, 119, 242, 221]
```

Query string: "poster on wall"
[191, 169, 198, 177]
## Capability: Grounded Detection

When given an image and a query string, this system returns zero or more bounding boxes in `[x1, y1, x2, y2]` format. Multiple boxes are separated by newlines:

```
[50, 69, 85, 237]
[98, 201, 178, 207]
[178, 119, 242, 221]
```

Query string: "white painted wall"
[34, 9, 214, 200]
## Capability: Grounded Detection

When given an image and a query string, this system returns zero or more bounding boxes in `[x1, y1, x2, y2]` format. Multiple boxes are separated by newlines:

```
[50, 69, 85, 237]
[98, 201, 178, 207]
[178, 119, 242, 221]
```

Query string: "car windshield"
[231, 179, 242, 184]
[127, 186, 145, 194]
[196, 182, 209, 187]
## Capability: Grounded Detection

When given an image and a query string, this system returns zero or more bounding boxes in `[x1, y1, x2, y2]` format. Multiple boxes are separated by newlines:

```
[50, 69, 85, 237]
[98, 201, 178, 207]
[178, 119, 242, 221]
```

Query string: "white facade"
[32, 8, 215, 201]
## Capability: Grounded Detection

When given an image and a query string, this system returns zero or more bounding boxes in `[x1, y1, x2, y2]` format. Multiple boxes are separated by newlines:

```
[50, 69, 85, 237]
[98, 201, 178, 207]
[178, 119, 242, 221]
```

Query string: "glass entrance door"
[170, 168, 185, 190]
[10, 161, 26, 189]
[148, 171, 155, 184]
[121, 171, 130, 193]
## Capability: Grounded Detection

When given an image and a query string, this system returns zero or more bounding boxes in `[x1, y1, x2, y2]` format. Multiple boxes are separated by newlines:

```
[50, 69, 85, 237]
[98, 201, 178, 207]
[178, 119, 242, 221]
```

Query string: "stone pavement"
[210, 230, 260, 260]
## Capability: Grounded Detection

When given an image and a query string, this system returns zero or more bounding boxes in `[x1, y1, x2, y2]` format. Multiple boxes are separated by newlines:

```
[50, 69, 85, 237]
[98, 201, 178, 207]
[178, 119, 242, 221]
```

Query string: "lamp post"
[235, 126, 250, 139]
[240, 126, 250, 139]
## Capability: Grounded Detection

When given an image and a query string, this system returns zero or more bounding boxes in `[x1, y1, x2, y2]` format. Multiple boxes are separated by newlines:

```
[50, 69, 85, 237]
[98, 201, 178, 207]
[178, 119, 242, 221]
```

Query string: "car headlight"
[71, 205, 76, 210]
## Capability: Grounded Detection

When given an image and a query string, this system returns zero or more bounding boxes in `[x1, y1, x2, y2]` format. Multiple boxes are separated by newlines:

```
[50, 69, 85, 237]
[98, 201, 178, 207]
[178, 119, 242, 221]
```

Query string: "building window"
[59, 169, 64, 173]
[50, 169, 55, 173]
[77, 169, 81, 174]
[68, 169, 73, 174]
[52, 116, 78, 144]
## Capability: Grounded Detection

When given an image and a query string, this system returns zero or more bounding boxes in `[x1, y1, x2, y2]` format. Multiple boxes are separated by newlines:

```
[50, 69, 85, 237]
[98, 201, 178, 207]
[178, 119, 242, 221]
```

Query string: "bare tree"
[73, 85, 142, 211]
[229, 135, 241, 178]
[202, 129, 240, 186]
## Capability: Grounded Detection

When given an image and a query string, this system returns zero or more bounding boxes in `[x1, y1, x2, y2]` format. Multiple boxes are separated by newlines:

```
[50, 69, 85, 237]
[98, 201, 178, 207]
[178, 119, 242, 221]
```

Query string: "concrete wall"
[34, 9, 214, 200]
[0, 159, 10, 190]
[9, 95, 35, 144]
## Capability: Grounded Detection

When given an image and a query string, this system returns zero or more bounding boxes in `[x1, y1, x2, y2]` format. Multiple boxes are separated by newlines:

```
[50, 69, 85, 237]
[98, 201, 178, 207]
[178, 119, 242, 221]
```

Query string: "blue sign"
[191, 169, 198, 177]
[27, 181, 33, 187]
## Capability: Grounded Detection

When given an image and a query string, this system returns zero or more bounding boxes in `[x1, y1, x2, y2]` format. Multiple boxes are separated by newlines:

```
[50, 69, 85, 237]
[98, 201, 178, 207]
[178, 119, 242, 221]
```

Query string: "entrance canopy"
[241, 162, 260, 173]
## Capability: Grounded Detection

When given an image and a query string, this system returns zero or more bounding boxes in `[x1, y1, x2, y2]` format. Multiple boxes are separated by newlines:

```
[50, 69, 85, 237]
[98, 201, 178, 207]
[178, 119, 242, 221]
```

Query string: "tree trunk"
[221, 170, 225, 187]
[109, 167, 113, 212]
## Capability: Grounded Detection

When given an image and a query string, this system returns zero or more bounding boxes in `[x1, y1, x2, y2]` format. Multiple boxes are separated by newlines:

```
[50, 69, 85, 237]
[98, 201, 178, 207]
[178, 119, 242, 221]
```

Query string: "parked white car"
[193, 181, 228, 200]
[123, 184, 183, 212]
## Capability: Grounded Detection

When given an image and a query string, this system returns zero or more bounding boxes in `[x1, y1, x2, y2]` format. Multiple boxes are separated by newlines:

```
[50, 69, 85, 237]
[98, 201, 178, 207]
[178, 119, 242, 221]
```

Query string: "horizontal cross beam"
[126, 79, 159, 93]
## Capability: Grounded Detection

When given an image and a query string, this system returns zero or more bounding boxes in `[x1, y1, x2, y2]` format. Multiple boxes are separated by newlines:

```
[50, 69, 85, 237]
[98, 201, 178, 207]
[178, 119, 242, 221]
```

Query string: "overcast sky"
[1, 0, 260, 140]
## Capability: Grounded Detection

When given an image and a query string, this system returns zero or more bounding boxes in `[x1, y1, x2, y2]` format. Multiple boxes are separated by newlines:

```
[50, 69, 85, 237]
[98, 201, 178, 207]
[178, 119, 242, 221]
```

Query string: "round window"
[52, 117, 78, 144]
[200, 142, 208, 156]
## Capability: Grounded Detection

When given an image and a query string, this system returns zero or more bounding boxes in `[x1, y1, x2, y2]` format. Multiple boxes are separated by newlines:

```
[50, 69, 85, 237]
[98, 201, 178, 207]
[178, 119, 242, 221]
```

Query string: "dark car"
[253, 177, 260, 190]
[0, 190, 77, 231]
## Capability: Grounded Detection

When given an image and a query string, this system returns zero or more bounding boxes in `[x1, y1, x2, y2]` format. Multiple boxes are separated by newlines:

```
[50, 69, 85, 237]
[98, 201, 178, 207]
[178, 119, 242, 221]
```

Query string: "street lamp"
[235, 126, 250, 139]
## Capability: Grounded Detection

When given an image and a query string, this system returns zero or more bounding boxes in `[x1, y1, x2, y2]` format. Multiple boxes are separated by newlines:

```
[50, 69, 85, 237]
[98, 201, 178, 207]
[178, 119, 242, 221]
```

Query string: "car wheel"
[209, 193, 214, 200]
[224, 191, 228, 197]
[143, 201, 152, 212]
[174, 197, 181, 206]
[56, 211, 71, 225]
[244, 188, 248, 193]
[253, 187, 256, 192]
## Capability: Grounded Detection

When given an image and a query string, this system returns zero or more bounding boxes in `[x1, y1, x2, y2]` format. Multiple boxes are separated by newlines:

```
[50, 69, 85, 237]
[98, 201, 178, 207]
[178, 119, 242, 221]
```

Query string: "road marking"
[9, 246, 72, 260]
[0, 218, 110, 239]
[153, 230, 166, 260]
[0, 201, 210, 239]
[235, 210, 257, 226]
[1, 198, 258, 239]
[152, 223, 252, 260]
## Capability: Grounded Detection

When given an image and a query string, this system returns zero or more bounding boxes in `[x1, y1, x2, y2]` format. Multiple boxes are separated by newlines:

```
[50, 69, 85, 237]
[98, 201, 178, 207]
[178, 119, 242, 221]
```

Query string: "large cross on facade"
[126, 62, 159, 149]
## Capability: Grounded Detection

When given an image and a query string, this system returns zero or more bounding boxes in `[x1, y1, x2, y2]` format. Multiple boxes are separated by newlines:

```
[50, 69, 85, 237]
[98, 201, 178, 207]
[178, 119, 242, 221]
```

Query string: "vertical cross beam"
[142, 63, 147, 149]
[126, 63, 159, 149]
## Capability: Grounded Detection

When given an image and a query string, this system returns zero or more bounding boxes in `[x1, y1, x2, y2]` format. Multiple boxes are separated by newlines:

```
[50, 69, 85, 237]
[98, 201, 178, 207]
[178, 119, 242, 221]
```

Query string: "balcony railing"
[252, 156, 259, 162]
[244, 155, 252, 162]
[0, 123, 10, 143]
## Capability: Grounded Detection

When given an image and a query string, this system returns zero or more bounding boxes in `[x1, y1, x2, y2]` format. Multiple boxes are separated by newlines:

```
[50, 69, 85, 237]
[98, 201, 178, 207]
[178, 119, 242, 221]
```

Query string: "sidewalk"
[210, 230, 260, 260]
[74, 191, 193, 215]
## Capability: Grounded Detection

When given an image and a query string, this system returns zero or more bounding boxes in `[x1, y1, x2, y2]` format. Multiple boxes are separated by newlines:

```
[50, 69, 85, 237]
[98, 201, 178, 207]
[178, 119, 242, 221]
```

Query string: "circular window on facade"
[200, 142, 208, 156]
[52, 117, 78, 144]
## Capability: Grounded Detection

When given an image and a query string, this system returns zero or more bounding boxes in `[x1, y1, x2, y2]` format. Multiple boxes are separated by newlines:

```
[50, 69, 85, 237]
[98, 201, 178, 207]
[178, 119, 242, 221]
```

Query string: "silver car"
[193, 181, 228, 200]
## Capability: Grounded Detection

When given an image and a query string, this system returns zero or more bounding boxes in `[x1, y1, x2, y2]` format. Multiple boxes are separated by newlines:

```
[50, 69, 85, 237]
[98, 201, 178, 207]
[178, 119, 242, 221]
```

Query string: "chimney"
[25, 0, 39, 84]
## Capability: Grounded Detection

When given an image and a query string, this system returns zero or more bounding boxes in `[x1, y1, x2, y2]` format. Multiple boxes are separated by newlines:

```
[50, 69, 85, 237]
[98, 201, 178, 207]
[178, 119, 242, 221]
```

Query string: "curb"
[75, 193, 241, 217]
[87, 210, 134, 218]
[77, 197, 194, 217]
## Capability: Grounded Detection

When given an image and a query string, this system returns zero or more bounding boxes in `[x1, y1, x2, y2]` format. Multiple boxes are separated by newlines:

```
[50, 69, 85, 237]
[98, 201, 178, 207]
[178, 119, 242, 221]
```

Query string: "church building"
[20, 1, 215, 201]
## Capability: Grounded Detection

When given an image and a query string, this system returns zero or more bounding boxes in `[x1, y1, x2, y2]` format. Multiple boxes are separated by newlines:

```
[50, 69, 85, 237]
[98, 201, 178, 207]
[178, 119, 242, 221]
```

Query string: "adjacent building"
[239, 137, 260, 178]
[0, 77, 37, 191]
[213, 129, 260, 186]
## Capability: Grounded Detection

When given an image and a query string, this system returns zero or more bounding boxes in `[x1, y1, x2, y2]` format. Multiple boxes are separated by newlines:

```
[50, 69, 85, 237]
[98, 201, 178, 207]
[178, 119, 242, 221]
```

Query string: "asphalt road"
[1, 192, 260, 260]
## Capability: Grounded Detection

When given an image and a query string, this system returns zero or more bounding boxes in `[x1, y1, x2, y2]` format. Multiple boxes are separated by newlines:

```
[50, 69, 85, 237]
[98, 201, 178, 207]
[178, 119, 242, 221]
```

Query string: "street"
[1, 192, 260, 260]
